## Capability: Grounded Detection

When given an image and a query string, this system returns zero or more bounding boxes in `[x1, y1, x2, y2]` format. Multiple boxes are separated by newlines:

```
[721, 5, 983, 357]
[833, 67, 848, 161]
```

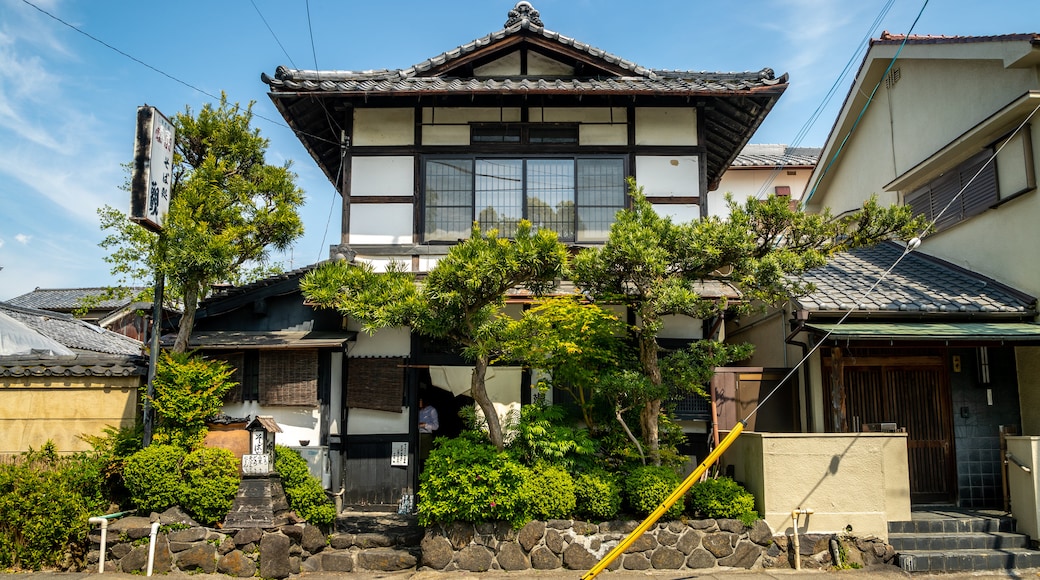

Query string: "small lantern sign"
[242, 416, 281, 476]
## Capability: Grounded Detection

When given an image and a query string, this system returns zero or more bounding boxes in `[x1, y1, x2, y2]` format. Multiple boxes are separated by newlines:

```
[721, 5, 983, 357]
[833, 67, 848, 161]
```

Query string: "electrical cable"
[251, 0, 298, 69]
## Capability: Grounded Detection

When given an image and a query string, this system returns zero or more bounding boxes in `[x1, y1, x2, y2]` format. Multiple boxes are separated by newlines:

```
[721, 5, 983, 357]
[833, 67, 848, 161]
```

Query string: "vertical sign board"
[130, 106, 174, 232]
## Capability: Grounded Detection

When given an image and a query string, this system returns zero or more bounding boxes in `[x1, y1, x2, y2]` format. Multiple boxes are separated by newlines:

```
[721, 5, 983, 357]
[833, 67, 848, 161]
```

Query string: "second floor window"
[423, 156, 626, 243]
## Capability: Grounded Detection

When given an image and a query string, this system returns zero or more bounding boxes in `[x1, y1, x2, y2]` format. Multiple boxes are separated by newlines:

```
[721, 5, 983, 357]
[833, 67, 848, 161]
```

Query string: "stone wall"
[420, 518, 896, 573]
[87, 513, 896, 576]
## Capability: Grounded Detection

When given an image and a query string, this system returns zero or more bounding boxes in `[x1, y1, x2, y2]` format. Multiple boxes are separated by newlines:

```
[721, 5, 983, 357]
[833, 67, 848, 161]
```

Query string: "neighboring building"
[254, 1, 787, 506]
[728, 31, 1040, 549]
[711, 144, 820, 217]
[7, 286, 174, 342]
[0, 301, 147, 456]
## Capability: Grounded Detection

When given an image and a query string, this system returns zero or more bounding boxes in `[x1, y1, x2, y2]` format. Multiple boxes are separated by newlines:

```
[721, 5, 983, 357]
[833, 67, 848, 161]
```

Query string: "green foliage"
[624, 465, 684, 519]
[149, 351, 236, 449]
[99, 95, 305, 352]
[523, 463, 576, 521]
[123, 444, 186, 513]
[417, 433, 532, 528]
[506, 402, 597, 471]
[274, 446, 336, 528]
[661, 341, 754, 399]
[687, 477, 759, 527]
[501, 297, 628, 428]
[302, 221, 569, 450]
[179, 448, 240, 526]
[573, 470, 622, 521]
[0, 443, 109, 570]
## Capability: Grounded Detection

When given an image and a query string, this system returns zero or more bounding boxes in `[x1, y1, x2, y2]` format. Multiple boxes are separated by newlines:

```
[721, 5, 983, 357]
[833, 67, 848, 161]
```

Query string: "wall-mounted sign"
[391, 442, 409, 466]
[130, 106, 175, 232]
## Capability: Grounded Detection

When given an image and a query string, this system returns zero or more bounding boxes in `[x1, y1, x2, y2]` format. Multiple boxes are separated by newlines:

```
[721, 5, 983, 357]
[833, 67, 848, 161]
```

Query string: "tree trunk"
[638, 331, 663, 465]
[471, 356, 505, 450]
[172, 283, 199, 353]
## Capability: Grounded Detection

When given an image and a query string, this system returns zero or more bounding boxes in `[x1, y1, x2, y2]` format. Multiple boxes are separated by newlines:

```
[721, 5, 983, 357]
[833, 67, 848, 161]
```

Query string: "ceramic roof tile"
[731, 144, 821, 168]
[0, 302, 145, 356]
[7, 287, 146, 311]
[793, 242, 1036, 316]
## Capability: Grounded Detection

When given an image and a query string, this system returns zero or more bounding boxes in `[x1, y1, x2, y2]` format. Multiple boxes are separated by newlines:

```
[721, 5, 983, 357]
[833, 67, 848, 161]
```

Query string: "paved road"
[3, 565, 1040, 580]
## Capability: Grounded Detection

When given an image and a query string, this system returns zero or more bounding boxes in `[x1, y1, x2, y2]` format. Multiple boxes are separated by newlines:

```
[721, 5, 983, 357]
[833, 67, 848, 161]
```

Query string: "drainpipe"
[88, 510, 135, 573]
[146, 520, 160, 577]
[791, 508, 814, 570]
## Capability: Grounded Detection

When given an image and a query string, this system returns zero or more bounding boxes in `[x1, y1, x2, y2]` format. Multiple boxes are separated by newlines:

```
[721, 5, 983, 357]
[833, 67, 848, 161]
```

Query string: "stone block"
[322, 551, 355, 572]
[259, 532, 291, 579]
[456, 545, 493, 572]
[650, 546, 685, 569]
[420, 535, 453, 570]
[357, 547, 417, 571]
[217, 550, 257, 577]
[718, 540, 761, 569]
[496, 542, 529, 571]
[562, 543, 598, 570]
[174, 542, 217, 573]
[530, 546, 561, 569]
[518, 520, 545, 552]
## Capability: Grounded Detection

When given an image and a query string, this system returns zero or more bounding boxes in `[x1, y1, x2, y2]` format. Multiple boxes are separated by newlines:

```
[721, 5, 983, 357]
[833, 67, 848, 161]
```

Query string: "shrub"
[418, 432, 531, 528]
[0, 443, 108, 570]
[624, 465, 684, 519]
[274, 446, 335, 528]
[179, 447, 240, 526]
[524, 463, 575, 520]
[150, 352, 236, 449]
[123, 444, 186, 513]
[78, 423, 143, 506]
[574, 470, 622, 521]
[687, 476, 759, 526]
[506, 401, 597, 470]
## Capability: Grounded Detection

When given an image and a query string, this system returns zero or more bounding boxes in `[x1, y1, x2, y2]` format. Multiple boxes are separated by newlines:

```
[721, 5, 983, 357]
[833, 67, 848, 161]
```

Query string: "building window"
[905, 149, 998, 231]
[424, 156, 626, 242]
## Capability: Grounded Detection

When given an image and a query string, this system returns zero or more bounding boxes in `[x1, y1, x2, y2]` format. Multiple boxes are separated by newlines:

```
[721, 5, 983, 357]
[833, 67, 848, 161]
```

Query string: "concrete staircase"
[890, 510, 1040, 572]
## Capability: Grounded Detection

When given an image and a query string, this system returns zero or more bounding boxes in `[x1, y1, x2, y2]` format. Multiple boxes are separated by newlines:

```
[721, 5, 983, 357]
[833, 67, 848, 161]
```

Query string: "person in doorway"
[418, 396, 439, 470]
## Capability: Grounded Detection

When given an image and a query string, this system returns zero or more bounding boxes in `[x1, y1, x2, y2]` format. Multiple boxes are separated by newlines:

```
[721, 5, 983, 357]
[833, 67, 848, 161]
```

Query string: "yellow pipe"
[581, 421, 746, 580]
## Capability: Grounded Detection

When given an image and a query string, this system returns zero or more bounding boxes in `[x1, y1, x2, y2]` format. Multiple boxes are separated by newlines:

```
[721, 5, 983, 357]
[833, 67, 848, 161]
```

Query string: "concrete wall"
[1017, 347, 1040, 435]
[0, 375, 139, 454]
[722, 432, 911, 540]
[1006, 436, 1040, 541]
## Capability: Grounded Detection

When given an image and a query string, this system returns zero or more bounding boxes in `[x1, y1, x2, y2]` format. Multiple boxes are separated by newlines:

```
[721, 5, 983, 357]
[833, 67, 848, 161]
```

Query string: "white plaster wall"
[580, 125, 627, 146]
[474, 52, 521, 76]
[423, 125, 470, 145]
[329, 352, 343, 435]
[355, 257, 411, 273]
[422, 107, 521, 124]
[349, 204, 413, 244]
[635, 108, 697, 146]
[636, 155, 699, 196]
[712, 168, 812, 218]
[221, 402, 321, 448]
[346, 407, 409, 435]
[351, 157, 414, 196]
[535, 107, 627, 123]
[528, 51, 574, 76]
[657, 314, 703, 340]
[653, 204, 699, 223]
[354, 108, 414, 146]
[346, 326, 411, 358]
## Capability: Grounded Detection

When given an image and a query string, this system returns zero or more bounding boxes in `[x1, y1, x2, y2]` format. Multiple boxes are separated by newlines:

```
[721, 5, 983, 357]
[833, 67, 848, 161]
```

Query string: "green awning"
[806, 322, 1040, 342]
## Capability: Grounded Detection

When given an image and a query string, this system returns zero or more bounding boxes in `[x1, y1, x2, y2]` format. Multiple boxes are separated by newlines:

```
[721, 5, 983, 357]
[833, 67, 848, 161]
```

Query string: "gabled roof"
[195, 264, 321, 320]
[0, 302, 145, 356]
[729, 145, 821, 169]
[262, 2, 787, 192]
[7, 287, 146, 313]
[794, 242, 1036, 317]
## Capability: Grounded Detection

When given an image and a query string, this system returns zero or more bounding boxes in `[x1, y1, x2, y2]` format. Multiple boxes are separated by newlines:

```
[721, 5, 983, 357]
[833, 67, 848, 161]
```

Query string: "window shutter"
[259, 351, 318, 406]
[347, 358, 405, 412]
[959, 150, 998, 220]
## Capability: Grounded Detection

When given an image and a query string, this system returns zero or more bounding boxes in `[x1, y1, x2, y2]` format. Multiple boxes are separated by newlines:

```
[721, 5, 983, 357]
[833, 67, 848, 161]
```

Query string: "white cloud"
[14, 234, 30, 245]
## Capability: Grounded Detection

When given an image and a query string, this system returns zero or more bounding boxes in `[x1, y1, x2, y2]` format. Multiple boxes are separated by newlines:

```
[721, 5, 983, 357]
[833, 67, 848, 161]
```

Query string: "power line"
[251, 0, 299, 69]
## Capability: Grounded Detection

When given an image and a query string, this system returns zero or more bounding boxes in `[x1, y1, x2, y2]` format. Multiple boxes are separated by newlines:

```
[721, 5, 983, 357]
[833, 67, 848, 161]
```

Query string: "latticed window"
[423, 156, 626, 242]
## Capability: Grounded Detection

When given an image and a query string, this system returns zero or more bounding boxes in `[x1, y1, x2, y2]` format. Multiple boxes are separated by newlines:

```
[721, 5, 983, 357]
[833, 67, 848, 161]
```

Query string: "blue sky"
[0, 0, 1034, 300]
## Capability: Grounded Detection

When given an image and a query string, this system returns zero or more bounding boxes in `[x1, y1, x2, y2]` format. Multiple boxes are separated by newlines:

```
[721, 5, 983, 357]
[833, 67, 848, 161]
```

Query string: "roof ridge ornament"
[505, 1, 542, 27]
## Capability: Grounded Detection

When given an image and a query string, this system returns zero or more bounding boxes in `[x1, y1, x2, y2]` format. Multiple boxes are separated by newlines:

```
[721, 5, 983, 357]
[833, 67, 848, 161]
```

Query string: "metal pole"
[143, 272, 163, 447]
[581, 421, 746, 580]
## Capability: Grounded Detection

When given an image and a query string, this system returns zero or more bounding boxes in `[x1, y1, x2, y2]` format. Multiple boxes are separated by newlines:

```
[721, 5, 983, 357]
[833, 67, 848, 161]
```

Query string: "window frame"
[421, 154, 628, 244]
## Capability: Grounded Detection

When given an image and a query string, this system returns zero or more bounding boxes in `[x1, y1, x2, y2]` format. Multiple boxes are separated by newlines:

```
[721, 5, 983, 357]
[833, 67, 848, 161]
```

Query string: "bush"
[0, 443, 108, 570]
[418, 432, 531, 528]
[574, 470, 622, 521]
[123, 444, 186, 513]
[179, 447, 240, 526]
[624, 465, 684, 519]
[274, 446, 335, 528]
[687, 476, 759, 526]
[524, 463, 575, 520]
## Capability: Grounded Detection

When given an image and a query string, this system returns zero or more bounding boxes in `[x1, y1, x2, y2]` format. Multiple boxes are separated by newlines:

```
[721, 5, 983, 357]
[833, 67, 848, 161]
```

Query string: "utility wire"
[251, 0, 298, 69]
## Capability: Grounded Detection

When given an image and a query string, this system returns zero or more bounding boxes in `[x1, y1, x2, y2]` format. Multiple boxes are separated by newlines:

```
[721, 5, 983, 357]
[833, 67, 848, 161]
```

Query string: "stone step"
[897, 548, 1040, 572]
[889, 531, 1030, 551]
[888, 515, 1014, 534]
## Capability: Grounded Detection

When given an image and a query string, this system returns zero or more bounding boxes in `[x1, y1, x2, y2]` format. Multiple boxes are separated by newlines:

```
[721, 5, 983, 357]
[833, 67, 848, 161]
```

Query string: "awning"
[166, 330, 357, 350]
[806, 322, 1040, 342]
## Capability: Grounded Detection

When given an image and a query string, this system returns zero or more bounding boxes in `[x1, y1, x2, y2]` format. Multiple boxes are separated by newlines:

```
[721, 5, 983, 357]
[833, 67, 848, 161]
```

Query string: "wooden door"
[842, 362, 955, 503]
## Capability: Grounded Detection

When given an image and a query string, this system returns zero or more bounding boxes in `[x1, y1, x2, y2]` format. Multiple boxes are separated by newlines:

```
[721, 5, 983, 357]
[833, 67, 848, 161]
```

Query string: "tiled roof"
[874, 31, 1040, 46]
[0, 302, 145, 356]
[7, 287, 145, 312]
[264, 68, 784, 97]
[794, 242, 1036, 316]
[730, 144, 821, 168]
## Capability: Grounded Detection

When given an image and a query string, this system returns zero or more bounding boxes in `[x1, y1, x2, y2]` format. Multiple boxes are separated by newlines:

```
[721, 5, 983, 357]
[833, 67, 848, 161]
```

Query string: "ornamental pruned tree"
[98, 95, 305, 352]
[301, 221, 569, 450]
[572, 179, 928, 465]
